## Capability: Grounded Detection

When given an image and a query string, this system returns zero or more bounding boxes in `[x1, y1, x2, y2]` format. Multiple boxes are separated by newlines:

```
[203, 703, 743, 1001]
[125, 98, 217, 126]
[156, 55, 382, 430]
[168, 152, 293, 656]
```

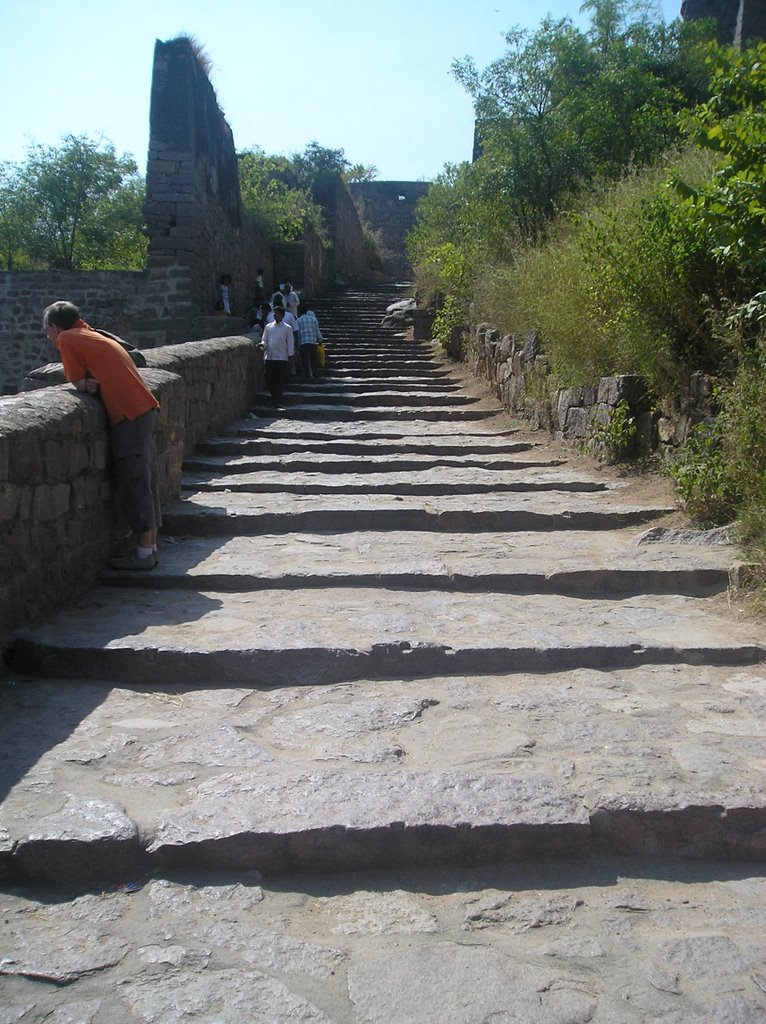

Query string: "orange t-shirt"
[57, 320, 159, 426]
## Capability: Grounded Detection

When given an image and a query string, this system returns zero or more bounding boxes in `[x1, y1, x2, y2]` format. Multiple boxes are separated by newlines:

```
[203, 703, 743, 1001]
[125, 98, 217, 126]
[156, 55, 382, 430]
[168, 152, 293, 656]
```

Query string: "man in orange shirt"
[43, 300, 161, 571]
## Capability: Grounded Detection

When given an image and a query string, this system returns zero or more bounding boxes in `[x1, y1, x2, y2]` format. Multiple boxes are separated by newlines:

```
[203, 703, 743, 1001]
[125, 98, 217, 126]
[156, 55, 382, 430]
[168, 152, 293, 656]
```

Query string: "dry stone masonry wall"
[0, 269, 194, 395]
[144, 37, 271, 335]
[349, 181, 431, 279]
[468, 322, 714, 459]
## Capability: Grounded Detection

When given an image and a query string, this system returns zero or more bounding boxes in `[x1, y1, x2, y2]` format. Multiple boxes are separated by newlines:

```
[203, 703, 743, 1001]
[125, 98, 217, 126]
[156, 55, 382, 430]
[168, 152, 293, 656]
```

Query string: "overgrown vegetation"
[238, 150, 324, 241]
[238, 141, 379, 250]
[409, 1, 766, 570]
[589, 399, 638, 463]
[0, 134, 146, 270]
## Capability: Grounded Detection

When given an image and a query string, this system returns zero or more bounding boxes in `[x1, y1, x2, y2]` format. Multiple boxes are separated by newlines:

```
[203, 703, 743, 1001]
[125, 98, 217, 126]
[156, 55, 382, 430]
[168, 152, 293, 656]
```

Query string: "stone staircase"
[4, 284, 766, 885]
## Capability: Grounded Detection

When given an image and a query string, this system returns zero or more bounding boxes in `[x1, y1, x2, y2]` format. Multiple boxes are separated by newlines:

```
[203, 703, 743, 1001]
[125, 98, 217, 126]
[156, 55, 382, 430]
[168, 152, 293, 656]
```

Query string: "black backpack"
[94, 328, 147, 368]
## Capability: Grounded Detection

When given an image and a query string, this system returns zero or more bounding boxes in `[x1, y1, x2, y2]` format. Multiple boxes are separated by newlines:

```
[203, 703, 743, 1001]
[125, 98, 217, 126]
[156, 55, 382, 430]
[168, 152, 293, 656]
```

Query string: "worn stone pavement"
[2, 285, 766, 1022]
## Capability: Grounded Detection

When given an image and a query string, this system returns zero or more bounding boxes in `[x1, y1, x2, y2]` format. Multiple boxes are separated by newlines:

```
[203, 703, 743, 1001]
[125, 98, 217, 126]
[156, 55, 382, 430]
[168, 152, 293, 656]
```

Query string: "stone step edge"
[192, 445, 539, 458]
[4, 796, 764, 884]
[182, 457, 555, 473]
[100, 566, 730, 598]
[233, 427, 523, 441]
[161, 506, 674, 536]
[245, 408, 502, 422]
[10, 639, 765, 689]
[178, 481, 610, 497]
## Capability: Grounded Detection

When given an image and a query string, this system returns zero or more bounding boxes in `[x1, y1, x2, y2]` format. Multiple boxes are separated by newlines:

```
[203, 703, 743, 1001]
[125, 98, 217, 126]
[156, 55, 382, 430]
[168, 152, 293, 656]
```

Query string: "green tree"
[407, 163, 482, 302]
[0, 134, 146, 270]
[674, 43, 766, 305]
[0, 164, 34, 270]
[238, 148, 323, 241]
[452, 3, 713, 243]
[344, 163, 379, 183]
[291, 142, 350, 193]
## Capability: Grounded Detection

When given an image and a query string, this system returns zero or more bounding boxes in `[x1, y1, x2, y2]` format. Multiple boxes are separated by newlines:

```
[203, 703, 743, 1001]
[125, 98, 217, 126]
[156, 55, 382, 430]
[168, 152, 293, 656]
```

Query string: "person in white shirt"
[260, 306, 293, 406]
[283, 281, 300, 318]
[266, 298, 298, 373]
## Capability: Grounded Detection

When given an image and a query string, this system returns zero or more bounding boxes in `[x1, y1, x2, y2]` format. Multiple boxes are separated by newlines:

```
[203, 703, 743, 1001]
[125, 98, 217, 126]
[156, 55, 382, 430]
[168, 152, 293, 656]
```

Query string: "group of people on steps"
[248, 275, 326, 408]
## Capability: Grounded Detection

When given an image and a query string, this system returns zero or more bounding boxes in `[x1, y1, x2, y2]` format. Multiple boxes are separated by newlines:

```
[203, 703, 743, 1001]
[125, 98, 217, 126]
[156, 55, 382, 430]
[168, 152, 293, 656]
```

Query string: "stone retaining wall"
[1, 334, 262, 642]
[468, 322, 713, 459]
[0, 269, 192, 395]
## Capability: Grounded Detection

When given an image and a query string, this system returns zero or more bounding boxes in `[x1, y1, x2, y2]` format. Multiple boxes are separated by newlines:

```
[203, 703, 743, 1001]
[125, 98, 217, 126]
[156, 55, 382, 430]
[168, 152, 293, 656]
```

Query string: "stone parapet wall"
[0, 334, 262, 642]
[0, 269, 197, 395]
[467, 322, 711, 458]
[0, 370, 182, 643]
[142, 334, 262, 454]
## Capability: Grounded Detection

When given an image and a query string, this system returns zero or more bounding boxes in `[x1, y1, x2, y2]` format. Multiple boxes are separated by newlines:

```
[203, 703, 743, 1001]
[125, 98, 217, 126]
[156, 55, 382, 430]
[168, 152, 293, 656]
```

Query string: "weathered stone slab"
[3, 664, 765, 878]
[161, 488, 673, 536]
[184, 448, 553, 473]
[347, 942, 599, 1024]
[146, 769, 589, 872]
[181, 465, 610, 496]
[248, 401, 500, 422]
[9, 795, 143, 882]
[11, 587, 764, 689]
[105, 529, 733, 597]
[197, 434, 531, 457]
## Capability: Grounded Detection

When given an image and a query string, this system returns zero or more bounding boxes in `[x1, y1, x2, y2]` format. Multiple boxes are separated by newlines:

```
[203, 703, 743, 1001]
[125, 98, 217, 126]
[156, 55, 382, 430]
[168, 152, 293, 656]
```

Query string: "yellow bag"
[317, 342, 326, 367]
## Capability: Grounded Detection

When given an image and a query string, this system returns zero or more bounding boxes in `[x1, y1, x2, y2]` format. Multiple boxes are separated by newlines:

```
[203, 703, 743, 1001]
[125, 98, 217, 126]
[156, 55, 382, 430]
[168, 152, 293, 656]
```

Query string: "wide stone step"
[160, 490, 674, 535]
[180, 470, 609, 497]
[247, 403, 502, 422]
[255, 389, 478, 409]
[234, 419, 520, 439]
[102, 529, 732, 597]
[194, 436, 539, 457]
[4, 664, 766, 880]
[183, 453, 561, 474]
[322, 352, 433, 362]
[12, 587, 763, 689]
[321, 367, 453, 379]
[291, 380, 463, 394]
[323, 342, 425, 351]
[317, 364, 442, 377]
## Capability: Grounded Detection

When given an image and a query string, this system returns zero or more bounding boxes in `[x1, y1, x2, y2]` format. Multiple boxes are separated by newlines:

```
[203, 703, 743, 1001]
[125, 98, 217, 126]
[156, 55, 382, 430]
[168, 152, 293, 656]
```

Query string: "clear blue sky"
[3, 0, 684, 182]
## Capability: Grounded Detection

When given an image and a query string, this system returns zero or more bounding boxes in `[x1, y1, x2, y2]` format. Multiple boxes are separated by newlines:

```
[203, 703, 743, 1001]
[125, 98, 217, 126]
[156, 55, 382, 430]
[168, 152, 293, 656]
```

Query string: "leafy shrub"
[471, 149, 720, 391]
[666, 419, 740, 525]
[588, 400, 637, 463]
[432, 294, 466, 351]
[238, 149, 324, 242]
[719, 339, 766, 542]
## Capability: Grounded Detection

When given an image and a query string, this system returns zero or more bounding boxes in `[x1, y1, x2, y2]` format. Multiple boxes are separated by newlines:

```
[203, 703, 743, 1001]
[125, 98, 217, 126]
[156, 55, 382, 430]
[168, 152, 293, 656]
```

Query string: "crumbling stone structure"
[349, 181, 431, 280]
[467, 322, 715, 461]
[681, 0, 766, 46]
[144, 37, 271, 337]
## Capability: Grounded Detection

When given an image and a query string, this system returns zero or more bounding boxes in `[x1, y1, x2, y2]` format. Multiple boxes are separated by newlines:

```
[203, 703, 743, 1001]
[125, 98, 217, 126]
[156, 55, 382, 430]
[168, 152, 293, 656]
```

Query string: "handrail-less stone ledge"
[1, 334, 262, 641]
